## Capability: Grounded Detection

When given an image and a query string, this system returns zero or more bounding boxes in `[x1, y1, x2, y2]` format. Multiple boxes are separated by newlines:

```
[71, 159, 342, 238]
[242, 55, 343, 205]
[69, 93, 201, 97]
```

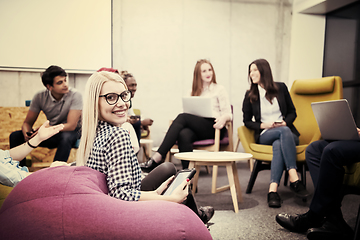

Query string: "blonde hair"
[76, 71, 128, 166]
[191, 59, 217, 96]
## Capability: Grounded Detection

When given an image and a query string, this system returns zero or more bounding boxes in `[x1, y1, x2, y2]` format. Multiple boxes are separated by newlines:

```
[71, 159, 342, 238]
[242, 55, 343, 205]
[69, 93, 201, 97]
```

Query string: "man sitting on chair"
[9, 65, 82, 165]
[275, 133, 360, 239]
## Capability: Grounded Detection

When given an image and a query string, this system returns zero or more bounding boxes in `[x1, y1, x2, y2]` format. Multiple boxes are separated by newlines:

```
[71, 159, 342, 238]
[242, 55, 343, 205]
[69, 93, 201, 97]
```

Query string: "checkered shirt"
[87, 121, 142, 201]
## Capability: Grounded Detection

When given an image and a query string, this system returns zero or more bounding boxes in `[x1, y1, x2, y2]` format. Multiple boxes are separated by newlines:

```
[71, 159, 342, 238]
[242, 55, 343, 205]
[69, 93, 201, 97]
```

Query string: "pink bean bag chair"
[0, 166, 212, 240]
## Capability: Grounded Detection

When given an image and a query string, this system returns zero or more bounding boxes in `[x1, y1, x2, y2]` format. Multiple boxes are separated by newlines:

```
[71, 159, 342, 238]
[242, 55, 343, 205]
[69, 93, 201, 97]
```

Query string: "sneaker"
[0, 150, 29, 187]
[290, 180, 310, 198]
[139, 158, 159, 173]
[198, 206, 215, 224]
[276, 211, 324, 233]
[268, 192, 282, 208]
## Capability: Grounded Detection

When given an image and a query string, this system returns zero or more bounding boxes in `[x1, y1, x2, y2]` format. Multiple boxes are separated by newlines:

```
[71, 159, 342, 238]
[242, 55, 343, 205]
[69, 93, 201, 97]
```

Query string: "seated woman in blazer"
[242, 58, 309, 208]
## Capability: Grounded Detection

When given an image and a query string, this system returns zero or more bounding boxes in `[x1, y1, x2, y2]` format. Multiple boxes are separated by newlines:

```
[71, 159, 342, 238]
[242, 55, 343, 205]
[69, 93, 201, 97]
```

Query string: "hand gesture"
[142, 118, 153, 127]
[261, 122, 275, 129]
[272, 120, 285, 128]
[36, 121, 64, 142]
[213, 116, 227, 129]
[127, 116, 139, 124]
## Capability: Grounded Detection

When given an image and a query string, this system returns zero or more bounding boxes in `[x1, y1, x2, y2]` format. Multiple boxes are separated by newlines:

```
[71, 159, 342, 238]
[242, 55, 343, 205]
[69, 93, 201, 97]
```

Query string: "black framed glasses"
[99, 90, 131, 105]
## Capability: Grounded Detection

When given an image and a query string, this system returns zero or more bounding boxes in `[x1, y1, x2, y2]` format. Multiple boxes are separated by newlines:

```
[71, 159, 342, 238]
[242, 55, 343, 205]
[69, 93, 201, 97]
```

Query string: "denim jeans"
[259, 126, 299, 185]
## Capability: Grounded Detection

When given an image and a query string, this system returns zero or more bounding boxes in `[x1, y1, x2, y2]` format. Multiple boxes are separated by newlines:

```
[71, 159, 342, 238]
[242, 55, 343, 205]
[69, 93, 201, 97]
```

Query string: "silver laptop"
[311, 99, 360, 140]
[182, 97, 214, 118]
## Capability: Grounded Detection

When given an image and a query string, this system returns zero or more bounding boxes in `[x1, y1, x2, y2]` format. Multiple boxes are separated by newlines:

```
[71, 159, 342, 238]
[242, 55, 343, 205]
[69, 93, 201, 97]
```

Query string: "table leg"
[226, 163, 239, 213]
[232, 161, 243, 203]
[189, 162, 201, 195]
[211, 165, 218, 193]
[188, 161, 195, 169]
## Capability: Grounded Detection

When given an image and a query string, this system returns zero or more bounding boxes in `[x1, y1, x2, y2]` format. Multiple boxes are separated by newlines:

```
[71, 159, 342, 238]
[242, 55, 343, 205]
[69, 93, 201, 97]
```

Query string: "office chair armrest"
[238, 126, 256, 153]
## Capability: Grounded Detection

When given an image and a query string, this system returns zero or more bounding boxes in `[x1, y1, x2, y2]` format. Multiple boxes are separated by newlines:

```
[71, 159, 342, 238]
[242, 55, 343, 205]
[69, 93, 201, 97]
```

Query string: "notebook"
[182, 97, 214, 118]
[311, 99, 360, 140]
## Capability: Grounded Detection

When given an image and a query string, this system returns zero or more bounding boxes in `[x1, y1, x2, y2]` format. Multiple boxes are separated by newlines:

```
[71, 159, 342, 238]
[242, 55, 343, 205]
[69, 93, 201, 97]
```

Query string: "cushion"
[0, 166, 212, 240]
[249, 143, 307, 154]
[293, 76, 335, 95]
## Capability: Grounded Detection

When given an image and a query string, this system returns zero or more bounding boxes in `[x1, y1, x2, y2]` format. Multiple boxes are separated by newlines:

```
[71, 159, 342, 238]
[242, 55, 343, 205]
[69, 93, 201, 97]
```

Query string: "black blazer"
[242, 82, 300, 143]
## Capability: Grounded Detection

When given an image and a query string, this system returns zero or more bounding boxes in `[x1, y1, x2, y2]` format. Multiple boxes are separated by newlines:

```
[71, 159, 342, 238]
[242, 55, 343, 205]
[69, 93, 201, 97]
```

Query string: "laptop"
[311, 99, 360, 140]
[182, 97, 214, 118]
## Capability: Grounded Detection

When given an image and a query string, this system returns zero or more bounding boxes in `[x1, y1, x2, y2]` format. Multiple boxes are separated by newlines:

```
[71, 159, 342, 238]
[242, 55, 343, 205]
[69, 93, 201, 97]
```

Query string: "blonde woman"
[76, 71, 214, 224]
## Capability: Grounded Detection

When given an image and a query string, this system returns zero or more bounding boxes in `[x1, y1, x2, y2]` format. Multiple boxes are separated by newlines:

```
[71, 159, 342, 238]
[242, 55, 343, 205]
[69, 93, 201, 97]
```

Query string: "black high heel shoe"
[140, 158, 160, 173]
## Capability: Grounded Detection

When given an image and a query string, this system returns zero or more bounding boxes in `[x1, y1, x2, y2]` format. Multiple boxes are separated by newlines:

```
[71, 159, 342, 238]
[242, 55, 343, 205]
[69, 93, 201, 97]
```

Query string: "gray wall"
[0, 0, 294, 150]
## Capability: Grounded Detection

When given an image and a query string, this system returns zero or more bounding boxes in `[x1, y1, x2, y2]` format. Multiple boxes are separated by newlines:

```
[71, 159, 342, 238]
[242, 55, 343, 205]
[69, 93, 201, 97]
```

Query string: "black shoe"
[268, 192, 282, 208]
[276, 211, 324, 233]
[290, 180, 310, 198]
[198, 206, 215, 224]
[140, 158, 159, 173]
[307, 214, 354, 240]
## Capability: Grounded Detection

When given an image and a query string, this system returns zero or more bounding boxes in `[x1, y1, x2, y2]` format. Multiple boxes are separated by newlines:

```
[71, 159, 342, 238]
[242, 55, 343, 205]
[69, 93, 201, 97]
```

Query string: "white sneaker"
[0, 150, 29, 187]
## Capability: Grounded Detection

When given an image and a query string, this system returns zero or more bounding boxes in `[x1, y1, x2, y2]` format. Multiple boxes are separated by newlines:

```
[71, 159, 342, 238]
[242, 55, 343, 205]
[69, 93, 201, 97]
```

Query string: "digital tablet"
[162, 168, 196, 196]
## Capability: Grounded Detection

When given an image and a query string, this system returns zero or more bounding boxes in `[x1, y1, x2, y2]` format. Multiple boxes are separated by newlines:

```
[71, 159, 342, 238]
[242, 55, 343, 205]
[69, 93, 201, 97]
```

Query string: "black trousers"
[140, 162, 199, 216]
[157, 113, 225, 169]
[10, 128, 80, 166]
[131, 119, 141, 145]
[306, 140, 360, 217]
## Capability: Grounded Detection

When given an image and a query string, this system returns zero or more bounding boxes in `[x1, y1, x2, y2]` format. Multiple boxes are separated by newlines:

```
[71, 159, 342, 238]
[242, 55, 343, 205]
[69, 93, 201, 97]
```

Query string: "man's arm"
[21, 110, 39, 142]
[141, 118, 153, 130]
[61, 109, 82, 132]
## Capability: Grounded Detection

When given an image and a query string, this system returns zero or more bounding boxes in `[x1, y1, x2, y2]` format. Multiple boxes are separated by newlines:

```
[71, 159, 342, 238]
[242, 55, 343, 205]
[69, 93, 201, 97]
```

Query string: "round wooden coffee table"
[174, 151, 252, 213]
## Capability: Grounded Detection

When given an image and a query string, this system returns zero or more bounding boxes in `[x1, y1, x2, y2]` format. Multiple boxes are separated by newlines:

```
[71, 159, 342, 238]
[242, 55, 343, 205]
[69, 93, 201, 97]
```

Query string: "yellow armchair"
[0, 185, 13, 209]
[237, 76, 343, 194]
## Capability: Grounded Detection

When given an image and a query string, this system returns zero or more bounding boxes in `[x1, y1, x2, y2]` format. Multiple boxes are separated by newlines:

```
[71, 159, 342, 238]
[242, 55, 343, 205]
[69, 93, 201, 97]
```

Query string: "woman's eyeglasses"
[99, 90, 131, 105]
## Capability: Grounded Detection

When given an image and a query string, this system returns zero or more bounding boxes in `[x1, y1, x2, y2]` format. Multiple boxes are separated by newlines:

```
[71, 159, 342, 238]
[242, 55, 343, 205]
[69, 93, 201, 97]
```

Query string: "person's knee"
[58, 131, 78, 145]
[176, 113, 187, 119]
[305, 142, 316, 158]
[322, 143, 341, 163]
[279, 126, 292, 136]
[10, 130, 23, 139]
[174, 113, 191, 124]
[159, 162, 177, 176]
[9, 130, 25, 147]
[273, 139, 280, 148]
[178, 128, 193, 143]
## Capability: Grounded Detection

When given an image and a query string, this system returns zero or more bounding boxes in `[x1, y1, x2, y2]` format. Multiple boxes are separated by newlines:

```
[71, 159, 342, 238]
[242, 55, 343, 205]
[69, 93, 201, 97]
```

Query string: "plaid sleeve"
[105, 128, 142, 201]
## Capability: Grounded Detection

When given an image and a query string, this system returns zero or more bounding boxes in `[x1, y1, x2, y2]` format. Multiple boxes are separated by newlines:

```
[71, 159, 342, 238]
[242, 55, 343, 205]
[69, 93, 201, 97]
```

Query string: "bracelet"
[27, 141, 38, 148]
